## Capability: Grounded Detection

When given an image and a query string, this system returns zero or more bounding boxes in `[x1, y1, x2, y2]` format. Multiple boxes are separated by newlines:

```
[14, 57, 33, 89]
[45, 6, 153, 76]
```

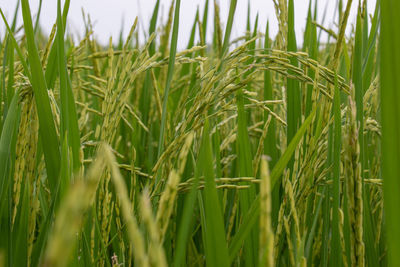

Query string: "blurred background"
[1, 0, 377, 49]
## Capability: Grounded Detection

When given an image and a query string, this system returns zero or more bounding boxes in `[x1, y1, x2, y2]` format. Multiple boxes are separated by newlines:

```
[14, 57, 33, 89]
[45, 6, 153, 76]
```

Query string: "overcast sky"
[1, 0, 377, 49]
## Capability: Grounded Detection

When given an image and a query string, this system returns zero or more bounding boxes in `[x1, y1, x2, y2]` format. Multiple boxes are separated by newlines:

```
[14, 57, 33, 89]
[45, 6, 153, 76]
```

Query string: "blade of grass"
[149, 0, 160, 56]
[212, 0, 223, 56]
[246, 0, 251, 39]
[321, 188, 330, 266]
[156, 0, 181, 174]
[317, 0, 329, 45]
[381, 0, 400, 265]
[180, 9, 199, 77]
[56, 0, 81, 171]
[0, 9, 30, 79]
[221, 0, 238, 57]
[287, 0, 301, 170]
[361, 2, 369, 61]
[201, 0, 209, 44]
[11, 180, 29, 267]
[362, 1, 379, 91]
[353, 6, 364, 171]
[353, 8, 379, 266]
[236, 88, 257, 266]
[0, 93, 20, 216]
[228, 191, 260, 263]
[44, 0, 71, 90]
[172, 9, 199, 114]
[1, 1, 19, 117]
[304, 187, 326, 261]
[137, 0, 160, 170]
[4, 2, 19, 109]
[173, 154, 199, 267]
[0, 93, 19, 267]
[5, 37, 15, 109]
[330, 74, 342, 266]
[305, 2, 318, 118]
[21, 0, 61, 191]
[33, 0, 43, 33]
[199, 119, 229, 267]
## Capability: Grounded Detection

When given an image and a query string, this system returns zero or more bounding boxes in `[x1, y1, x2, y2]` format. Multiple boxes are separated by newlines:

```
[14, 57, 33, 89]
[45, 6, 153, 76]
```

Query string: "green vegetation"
[0, 0, 392, 266]
[381, 0, 400, 266]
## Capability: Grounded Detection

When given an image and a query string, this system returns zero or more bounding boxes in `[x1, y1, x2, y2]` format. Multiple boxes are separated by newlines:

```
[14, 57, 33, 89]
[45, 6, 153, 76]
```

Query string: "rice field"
[0, 0, 397, 266]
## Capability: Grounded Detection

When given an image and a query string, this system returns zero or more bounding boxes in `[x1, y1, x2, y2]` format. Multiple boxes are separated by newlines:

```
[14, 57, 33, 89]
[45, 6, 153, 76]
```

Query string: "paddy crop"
[0, 0, 395, 266]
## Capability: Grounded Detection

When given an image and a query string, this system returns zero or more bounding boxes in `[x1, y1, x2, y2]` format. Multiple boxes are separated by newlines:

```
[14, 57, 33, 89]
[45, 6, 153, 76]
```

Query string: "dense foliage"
[0, 0, 395, 266]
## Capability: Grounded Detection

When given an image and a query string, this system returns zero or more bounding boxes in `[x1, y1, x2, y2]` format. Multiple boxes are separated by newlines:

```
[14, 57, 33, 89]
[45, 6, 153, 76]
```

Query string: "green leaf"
[221, 0, 238, 57]
[173, 156, 199, 267]
[0, 93, 20, 215]
[353, 9, 378, 266]
[0, 8, 30, 80]
[157, 0, 181, 163]
[201, 0, 209, 44]
[236, 88, 257, 266]
[34, 0, 43, 33]
[353, 10, 363, 160]
[149, 0, 160, 56]
[330, 74, 342, 266]
[199, 119, 229, 267]
[44, 0, 71, 90]
[21, 0, 61, 191]
[12, 180, 29, 267]
[381, 0, 400, 265]
[1, 1, 19, 116]
[56, 0, 80, 171]
[287, 0, 301, 170]
[304, 1, 317, 118]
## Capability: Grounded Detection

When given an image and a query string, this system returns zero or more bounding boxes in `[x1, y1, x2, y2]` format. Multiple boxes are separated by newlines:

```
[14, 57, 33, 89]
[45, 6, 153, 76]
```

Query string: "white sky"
[1, 0, 377, 49]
